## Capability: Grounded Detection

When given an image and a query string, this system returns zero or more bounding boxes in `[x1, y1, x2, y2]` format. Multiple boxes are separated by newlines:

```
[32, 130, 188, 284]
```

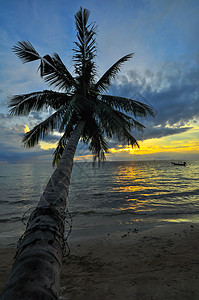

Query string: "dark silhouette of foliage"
[9, 7, 154, 165]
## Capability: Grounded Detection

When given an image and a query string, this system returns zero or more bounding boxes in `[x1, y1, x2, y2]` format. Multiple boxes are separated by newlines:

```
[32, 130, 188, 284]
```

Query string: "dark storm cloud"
[110, 57, 199, 140]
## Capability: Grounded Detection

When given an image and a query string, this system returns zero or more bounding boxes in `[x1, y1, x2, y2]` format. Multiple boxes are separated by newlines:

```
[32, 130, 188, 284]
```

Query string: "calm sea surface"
[0, 160, 199, 246]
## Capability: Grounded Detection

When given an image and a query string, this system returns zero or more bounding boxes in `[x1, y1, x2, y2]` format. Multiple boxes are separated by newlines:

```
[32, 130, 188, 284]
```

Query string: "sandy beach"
[0, 223, 199, 299]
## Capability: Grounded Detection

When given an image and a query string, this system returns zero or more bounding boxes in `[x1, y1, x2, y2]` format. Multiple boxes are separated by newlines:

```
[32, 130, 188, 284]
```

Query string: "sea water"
[0, 160, 199, 246]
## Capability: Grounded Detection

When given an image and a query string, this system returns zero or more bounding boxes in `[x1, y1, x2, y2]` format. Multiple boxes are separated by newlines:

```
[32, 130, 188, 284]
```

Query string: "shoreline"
[1, 222, 199, 299]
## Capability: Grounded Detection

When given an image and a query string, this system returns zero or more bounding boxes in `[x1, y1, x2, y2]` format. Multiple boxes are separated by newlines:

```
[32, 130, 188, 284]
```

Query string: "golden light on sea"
[110, 162, 153, 213]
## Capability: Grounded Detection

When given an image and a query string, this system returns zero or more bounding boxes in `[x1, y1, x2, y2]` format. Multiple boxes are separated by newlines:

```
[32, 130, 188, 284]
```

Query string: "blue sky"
[0, 0, 199, 163]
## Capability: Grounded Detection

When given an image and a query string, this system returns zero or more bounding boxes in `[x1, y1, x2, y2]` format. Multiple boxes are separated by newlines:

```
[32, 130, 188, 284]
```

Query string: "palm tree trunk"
[0, 121, 85, 300]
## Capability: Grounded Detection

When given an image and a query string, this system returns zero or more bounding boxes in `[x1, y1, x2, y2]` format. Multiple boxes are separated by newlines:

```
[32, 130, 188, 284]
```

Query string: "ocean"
[0, 160, 199, 247]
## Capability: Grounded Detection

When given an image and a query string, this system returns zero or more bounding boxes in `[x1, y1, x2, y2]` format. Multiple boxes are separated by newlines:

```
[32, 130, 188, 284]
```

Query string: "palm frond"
[80, 117, 109, 162]
[22, 108, 64, 148]
[95, 53, 133, 92]
[94, 100, 129, 135]
[74, 7, 97, 59]
[116, 110, 146, 131]
[12, 41, 41, 63]
[89, 133, 109, 163]
[41, 53, 76, 91]
[75, 7, 90, 30]
[59, 101, 80, 133]
[50, 93, 93, 135]
[68, 94, 93, 120]
[13, 40, 76, 91]
[52, 132, 67, 167]
[101, 95, 155, 117]
[94, 100, 140, 148]
[52, 116, 81, 166]
[125, 132, 140, 148]
[8, 90, 71, 115]
[73, 7, 97, 81]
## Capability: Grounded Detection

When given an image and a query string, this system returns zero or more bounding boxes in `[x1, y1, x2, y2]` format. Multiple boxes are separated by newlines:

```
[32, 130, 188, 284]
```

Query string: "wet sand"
[1, 223, 199, 299]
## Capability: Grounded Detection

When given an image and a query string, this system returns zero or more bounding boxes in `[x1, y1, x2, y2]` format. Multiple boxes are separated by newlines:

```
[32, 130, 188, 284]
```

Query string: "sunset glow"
[108, 125, 199, 160]
[34, 124, 199, 161]
[24, 125, 30, 134]
[39, 141, 57, 150]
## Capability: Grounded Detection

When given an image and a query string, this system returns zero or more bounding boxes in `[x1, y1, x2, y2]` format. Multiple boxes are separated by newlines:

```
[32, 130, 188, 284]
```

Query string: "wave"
[0, 216, 22, 223]
[70, 209, 199, 217]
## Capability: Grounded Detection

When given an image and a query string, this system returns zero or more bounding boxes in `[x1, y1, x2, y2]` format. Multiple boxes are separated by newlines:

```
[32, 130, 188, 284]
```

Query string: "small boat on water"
[171, 161, 186, 166]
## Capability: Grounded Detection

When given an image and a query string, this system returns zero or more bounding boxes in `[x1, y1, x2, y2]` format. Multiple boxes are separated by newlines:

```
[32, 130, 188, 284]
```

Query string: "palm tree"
[0, 7, 154, 300]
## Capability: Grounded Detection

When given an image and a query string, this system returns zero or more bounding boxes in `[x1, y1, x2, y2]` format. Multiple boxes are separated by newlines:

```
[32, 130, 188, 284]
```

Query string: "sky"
[0, 0, 199, 164]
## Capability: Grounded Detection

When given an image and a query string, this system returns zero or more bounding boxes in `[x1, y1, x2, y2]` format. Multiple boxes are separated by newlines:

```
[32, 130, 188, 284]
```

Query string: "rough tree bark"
[0, 121, 85, 300]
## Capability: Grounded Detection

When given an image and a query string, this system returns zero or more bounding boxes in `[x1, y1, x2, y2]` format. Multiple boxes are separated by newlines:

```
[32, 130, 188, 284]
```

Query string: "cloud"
[94, 0, 199, 74]
[109, 56, 199, 141]
[139, 126, 193, 141]
[0, 115, 53, 163]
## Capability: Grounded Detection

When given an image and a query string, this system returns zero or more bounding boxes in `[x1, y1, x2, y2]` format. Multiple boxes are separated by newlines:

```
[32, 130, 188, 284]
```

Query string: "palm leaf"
[22, 108, 65, 147]
[52, 132, 67, 167]
[116, 110, 146, 132]
[68, 94, 93, 119]
[89, 133, 109, 163]
[12, 41, 41, 63]
[59, 99, 80, 133]
[73, 7, 97, 81]
[125, 132, 140, 148]
[80, 117, 109, 162]
[74, 7, 97, 59]
[13, 41, 76, 91]
[101, 95, 155, 117]
[75, 7, 90, 31]
[94, 100, 129, 134]
[8, 90, 71, 115]
[95, 53, 134, 92]
[41, 53, 76, 90]
[55, 93, 93, 134]
[52, 115, 81, 166]
[94, 100, 140, 147]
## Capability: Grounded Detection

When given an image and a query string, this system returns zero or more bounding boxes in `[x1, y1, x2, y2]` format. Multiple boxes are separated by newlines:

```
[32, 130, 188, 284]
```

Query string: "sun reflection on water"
[108, 161, 199, 220]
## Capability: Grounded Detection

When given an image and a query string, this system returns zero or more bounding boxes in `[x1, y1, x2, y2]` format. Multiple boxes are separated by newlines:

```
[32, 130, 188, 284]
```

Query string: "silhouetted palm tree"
[1, 7, 154, 299]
